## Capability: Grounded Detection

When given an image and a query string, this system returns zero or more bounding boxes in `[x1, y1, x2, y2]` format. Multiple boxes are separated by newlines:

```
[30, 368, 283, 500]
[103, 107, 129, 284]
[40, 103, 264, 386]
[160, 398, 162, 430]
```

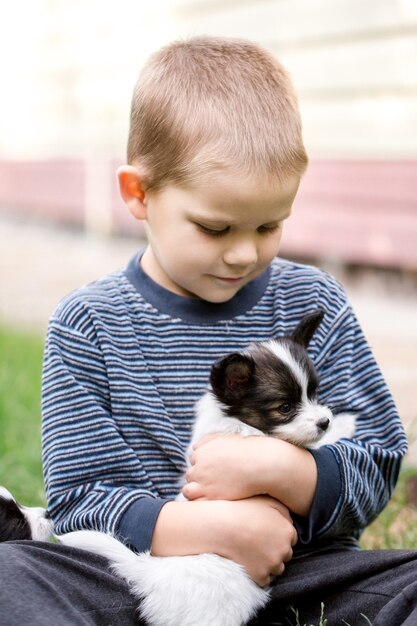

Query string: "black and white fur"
[0, 312, 355, 626]
[0, 486, 53, 543]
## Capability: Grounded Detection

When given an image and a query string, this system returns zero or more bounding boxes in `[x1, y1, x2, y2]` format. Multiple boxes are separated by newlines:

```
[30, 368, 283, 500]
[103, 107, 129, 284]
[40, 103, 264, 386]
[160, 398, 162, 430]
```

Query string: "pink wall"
[284, 160, 417, 269]
[1, 158, 416, 269]
[0, 159, 85, 226]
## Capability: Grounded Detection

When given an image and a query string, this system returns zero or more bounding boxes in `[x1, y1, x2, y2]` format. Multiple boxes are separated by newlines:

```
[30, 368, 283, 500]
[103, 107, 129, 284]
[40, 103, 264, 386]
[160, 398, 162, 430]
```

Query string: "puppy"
[58, 311, 356, 626]
[0, 486, 53, 543]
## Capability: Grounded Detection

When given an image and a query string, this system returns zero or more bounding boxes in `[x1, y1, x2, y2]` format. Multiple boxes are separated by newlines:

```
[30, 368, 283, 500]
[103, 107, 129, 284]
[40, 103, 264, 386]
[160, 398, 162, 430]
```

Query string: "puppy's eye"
[278, 403, 292, 415]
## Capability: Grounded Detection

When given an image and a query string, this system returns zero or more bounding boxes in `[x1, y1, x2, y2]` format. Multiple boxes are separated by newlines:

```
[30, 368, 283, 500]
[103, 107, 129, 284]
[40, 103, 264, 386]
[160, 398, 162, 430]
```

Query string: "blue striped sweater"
[42, 254, 407, 553]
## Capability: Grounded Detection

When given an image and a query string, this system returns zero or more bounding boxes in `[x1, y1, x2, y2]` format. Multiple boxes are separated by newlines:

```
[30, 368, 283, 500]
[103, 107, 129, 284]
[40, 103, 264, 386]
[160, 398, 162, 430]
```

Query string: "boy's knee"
[0, 542, 34, 577]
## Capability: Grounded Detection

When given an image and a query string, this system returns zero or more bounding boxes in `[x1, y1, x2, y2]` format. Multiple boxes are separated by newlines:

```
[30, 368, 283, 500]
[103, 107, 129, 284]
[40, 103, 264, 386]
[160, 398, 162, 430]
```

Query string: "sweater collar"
[124, 252, 271, 324]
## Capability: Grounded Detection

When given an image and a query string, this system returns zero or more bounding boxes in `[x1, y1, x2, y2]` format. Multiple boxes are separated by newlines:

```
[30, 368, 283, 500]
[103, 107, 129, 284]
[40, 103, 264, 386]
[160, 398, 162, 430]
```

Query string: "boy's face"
[140, 171, 299, 303]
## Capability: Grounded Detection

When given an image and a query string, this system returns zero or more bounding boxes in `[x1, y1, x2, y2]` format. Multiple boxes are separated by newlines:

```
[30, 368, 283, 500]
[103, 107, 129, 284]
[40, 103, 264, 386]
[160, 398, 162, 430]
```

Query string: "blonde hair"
[127, 36, 308, 190]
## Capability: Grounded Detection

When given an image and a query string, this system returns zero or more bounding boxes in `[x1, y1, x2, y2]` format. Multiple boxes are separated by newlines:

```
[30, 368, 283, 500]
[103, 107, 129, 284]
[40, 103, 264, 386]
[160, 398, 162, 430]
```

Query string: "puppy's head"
[209, 311, 333, 447]
[0, 486, 53, 542]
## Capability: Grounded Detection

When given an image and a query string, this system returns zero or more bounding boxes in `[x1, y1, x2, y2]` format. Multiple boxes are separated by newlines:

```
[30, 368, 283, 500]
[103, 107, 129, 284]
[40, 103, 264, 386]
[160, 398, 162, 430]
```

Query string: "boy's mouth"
[215, 276, 245, 284]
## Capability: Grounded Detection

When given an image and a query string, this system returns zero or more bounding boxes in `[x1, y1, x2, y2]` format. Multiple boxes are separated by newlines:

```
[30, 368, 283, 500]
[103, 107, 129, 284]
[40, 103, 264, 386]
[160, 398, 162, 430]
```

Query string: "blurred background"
[1, 0, 416, 249]
[1, 0, 417, 470]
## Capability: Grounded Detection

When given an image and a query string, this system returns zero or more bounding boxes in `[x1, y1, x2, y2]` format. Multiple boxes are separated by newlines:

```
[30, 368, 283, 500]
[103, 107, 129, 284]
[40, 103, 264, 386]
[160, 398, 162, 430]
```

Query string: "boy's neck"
[124, 252, 273, 324]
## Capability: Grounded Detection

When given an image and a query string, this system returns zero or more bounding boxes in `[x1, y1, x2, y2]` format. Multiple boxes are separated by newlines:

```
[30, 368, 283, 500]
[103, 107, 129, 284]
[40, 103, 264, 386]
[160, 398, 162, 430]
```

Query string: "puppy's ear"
[210, 353, 255, 404]
[291, 310, 325, 348]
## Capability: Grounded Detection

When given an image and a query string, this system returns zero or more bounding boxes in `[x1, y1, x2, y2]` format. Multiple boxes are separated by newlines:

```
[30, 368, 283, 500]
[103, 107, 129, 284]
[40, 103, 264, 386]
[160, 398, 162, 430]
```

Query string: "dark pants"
[1, 541, 416, 625]
[253, 548, 417, 625]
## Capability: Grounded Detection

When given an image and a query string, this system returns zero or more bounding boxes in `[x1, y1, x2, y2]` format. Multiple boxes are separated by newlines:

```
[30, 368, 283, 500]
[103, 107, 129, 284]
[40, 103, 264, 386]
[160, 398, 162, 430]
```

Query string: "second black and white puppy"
[0, 486, 53, 543]
[58, 310, 356, 626]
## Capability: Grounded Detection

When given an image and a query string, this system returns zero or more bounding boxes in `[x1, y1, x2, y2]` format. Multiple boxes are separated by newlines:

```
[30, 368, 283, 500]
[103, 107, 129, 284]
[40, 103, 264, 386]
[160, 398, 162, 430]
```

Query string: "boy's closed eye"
[194, 222, 282, 238]
[196, 223, 230, 237]
[257, 223, 282, 235]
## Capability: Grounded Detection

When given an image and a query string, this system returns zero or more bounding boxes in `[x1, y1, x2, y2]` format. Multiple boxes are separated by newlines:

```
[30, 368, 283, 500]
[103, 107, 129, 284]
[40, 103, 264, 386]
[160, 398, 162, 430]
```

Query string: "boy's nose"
[223, 239, 258, 268]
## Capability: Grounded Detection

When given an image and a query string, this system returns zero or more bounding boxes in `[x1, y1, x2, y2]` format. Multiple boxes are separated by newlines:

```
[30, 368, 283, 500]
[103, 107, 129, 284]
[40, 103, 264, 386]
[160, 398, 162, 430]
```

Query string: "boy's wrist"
[151, 499, 230, 558]
[293, 446, 342, 544]
[251, 437, 318, 516]
[117, 496, 171, 553]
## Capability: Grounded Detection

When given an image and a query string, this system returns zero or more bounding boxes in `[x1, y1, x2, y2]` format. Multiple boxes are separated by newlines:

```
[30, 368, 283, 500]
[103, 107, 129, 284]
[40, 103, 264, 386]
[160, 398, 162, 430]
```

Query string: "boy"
[1, 36, 416, 625]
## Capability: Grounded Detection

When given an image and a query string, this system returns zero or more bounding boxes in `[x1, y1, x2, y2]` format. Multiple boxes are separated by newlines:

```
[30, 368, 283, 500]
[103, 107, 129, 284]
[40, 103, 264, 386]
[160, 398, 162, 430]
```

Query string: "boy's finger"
[182, 481, 204, 500]
[291, 526, 298, 546]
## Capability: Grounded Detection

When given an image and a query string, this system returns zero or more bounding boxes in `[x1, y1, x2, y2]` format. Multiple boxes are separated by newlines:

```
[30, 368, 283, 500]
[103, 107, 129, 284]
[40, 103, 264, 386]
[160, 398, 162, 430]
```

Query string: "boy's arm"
[42, 313, 170, 552]
[42, 303, 296, 572]
[184, 434, 319, 516]
[42, 308, 297, 577]
[151, 497, 297, 586]
[184, 281, 408, 544]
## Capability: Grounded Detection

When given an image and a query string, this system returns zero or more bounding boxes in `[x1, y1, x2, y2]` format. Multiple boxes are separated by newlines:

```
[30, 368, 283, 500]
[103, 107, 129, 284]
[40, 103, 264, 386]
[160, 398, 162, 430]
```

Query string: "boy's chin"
[183, 284, 240, 303]
[176, 273, 255, 302]
[197, 287, 243, 304]
[203, 293, 238, 304]
[198, 276, 258, 303]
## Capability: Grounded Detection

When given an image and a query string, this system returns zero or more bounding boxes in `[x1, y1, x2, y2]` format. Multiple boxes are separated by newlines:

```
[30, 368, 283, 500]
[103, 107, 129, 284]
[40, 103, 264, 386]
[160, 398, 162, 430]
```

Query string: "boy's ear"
[117, 165, 148, 221]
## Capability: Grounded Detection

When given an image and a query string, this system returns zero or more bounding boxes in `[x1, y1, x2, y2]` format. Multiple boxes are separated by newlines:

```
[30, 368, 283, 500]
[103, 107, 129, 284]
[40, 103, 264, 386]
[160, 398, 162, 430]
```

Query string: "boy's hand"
[151, 496, 297, 587]
[183, 434, 269, 501]
[183, 433, 318, 517]
[219, 495, 296, 586]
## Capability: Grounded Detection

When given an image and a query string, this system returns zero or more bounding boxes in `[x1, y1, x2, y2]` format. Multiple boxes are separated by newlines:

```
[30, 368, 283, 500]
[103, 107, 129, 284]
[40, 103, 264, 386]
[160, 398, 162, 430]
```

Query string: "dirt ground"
[1, 214, 416, 464]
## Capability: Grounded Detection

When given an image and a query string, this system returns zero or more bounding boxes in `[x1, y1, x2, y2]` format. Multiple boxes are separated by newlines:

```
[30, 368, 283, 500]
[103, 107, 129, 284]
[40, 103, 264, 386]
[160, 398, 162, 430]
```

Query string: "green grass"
[361, 466, 417, 550]
[270, 602, 374, 625]
[0, 324, 45, 505]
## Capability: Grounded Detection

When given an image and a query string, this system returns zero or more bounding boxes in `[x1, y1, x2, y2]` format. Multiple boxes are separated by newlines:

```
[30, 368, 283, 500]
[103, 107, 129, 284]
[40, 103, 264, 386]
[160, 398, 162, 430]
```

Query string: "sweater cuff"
[116, 497, 172, 552]
[293, 446, 342, 544]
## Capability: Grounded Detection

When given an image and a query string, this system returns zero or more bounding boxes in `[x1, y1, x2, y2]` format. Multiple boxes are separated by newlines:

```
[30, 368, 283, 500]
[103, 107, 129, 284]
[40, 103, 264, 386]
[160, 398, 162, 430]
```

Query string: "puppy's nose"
[44, 509, 51, 520]
[317, 418, 330, 431]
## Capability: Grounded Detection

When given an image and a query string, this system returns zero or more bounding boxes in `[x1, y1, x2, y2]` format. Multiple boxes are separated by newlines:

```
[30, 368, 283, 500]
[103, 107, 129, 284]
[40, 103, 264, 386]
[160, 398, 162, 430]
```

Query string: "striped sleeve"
[41, 307, 170, 549]
[304, 276, 408, 541]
